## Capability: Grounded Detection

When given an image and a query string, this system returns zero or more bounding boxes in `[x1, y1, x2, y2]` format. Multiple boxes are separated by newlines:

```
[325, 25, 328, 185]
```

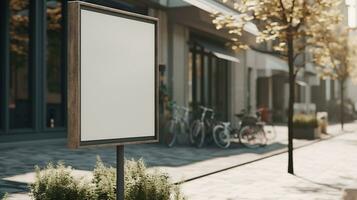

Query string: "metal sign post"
[67, 2, 159, 200]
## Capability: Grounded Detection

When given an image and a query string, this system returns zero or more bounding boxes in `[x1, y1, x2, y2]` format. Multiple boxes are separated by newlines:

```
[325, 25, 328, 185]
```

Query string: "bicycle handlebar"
[199, 106, 214, 112]
[178, 106, 190, 112]
[170, 102, 190, 112]
[198, 105, 215, 121]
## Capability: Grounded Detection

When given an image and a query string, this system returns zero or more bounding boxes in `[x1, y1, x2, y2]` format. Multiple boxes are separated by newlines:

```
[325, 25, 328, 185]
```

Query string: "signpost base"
[117, 145, 124, 200]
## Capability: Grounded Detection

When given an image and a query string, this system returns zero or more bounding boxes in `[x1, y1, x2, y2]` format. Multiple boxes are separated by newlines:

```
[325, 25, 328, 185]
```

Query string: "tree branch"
[279, 0, 288, 23]
[290, 0, 296, 23]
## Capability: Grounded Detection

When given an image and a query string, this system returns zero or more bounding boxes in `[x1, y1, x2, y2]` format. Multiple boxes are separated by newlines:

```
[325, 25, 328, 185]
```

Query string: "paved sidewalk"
[181, 130, 357, 199]
[0, 122, 355, 199]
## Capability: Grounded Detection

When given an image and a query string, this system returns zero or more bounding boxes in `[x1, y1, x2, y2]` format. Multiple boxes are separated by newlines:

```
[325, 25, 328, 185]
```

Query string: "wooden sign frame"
[67, 1, 159, 148]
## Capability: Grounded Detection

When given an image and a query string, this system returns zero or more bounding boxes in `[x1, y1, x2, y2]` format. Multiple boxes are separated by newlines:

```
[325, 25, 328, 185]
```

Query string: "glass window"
[0, 1, 5, 131]
[216, 60, 228, 120]
[0, 62, 2, 130]
[211, 57, 217, 108]
[82, 0, 148, 15]
[9, 0, 32, 129]
[46, 0, 65, 128]
[195, 51, 201, 105]
[188, 52, 193, 106]
[203, 55, 209, 106]
[189, 42, 228, 120]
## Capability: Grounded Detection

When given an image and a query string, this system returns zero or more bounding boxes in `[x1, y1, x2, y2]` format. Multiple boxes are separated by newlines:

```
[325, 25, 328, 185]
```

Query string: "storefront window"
[9, 0, 32, 129]
[189, 42, 228, 120]
[203, 55, 209, 106]
[216, 59, 228, 120]
[0, 1, 5, 131]
[188, 52, 193, 106]
[82, 0, 148, 15]
[0, 0, 148, 136]
[211, 57, 217, 109]
[46, 0, 65, 128]
[195, 49, 202, 105]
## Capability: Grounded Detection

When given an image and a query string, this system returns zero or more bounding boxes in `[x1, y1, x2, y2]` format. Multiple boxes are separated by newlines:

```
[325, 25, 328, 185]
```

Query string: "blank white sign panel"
[80, 9, 156, 142]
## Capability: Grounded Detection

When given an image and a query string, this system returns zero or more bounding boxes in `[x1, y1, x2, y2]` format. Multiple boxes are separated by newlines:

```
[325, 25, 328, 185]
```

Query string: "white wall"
[346, 79, 357, 106]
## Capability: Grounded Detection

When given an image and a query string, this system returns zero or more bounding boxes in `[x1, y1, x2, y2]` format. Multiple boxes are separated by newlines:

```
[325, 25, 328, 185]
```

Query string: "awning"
[213, 52, 240, 63]
[194, 39, 240, 63]
[247, 49, 288, 77]
[295, 80, 308, 86]
[305, 63, 317, 74]
[183, 0, 259, 35]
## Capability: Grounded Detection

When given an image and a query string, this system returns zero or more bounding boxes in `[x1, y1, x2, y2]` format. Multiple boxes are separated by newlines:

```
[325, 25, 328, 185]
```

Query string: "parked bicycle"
[164, 102, 192, 147]
[213, 110, 271, 149]
[190, 106, 218, 148]
[256, 110, 277, 141]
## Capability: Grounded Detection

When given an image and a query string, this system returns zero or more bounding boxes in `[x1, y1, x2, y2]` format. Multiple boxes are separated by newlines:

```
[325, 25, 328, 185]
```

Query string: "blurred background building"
[0, 0, 356, 143]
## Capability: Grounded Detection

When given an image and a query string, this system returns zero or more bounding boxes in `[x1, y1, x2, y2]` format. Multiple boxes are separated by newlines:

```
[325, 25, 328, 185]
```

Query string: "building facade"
[0, 0, 149, 142]
[1, 0, 353, 143]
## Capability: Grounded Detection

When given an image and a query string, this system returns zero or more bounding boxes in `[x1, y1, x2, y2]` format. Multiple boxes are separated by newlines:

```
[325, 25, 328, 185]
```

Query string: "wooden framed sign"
[68, 1, 159, 148]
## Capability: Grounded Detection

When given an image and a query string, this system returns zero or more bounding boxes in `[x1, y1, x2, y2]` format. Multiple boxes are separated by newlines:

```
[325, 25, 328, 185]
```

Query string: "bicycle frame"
[168, 103, 190, 131]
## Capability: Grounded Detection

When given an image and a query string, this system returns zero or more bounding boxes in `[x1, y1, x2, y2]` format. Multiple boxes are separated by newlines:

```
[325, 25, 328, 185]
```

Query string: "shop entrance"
[188, 42, 229, 120]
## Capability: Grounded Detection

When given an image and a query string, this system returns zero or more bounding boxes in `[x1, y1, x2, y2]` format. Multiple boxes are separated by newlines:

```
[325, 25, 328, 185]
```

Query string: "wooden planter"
[293, 126, 321, 140]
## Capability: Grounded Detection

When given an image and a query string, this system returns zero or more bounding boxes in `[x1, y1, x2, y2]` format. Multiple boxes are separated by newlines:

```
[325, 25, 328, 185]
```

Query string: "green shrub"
[30, 158, 185, 200]
[1, 193, 9, 200]
[29, 162, 94, 200]
[125, 159, 180, 200]
[94, 158, 185, 200]
[293, 114, 319, 128]
[92, 157, 116, 200]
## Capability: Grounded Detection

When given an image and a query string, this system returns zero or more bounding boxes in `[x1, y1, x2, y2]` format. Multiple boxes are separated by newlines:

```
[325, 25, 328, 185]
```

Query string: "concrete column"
[170, 24, 188, 106]
[306, 85, 311, 103]
[231, 51, 246, 121]
[148, 9, 168, 83]
[268, 77, 273, 109]
[250, 68, 257, 113]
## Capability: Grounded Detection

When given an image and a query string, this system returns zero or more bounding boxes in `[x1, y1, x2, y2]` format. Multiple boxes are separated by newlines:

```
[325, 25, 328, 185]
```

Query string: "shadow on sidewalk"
[0, 139, 286, 185]
[294, 174, 342, 191]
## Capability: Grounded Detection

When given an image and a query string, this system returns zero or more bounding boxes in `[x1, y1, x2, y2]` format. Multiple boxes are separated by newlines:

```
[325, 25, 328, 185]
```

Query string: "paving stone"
[181, 128, 357, 199]
[0, 123, 356, 199]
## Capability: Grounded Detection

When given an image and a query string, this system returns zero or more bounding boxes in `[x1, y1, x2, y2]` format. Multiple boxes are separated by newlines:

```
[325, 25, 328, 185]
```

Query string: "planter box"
[293, 127, 321, 140]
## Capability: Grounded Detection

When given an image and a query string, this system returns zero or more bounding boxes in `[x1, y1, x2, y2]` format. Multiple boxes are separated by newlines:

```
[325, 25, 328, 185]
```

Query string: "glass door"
[9, 0, 33, 129]
[45, 0, 65, 129]
[214, 59, 228, 120]
[189, 42, 229, 121]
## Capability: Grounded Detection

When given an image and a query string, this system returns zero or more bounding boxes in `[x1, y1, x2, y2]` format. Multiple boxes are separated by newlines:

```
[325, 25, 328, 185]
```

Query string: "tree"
[311, 26, 357, 130]
[212, 0, 341, 174]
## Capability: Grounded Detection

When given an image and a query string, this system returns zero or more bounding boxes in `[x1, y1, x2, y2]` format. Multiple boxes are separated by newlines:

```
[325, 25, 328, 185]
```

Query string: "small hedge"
[1, 193, 9, 200]
[29, 162, 93, 200]
[125, 159, 181, 200]
[293, 114, 319, 128]
[29, 158, 185, 200]
[92, 159, 116, 200]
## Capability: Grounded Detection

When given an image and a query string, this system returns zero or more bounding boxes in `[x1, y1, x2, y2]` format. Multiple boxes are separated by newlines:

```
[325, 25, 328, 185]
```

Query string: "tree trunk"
[287, 30, 295, 175]
[340, 80, 345, 131]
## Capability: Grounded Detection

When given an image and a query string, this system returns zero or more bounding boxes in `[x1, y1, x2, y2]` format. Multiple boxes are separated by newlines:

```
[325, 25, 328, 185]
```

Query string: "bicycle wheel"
[239, 126, 261, 149]
[213, 125, 231, 149]
[204, 119, 216, 145]
[164, 120, 178, 148]
[257, 126, 268, 146]
[263, 124, 277, 141]
[190, 121, 205, 148]
[189, 120, 198, 145]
